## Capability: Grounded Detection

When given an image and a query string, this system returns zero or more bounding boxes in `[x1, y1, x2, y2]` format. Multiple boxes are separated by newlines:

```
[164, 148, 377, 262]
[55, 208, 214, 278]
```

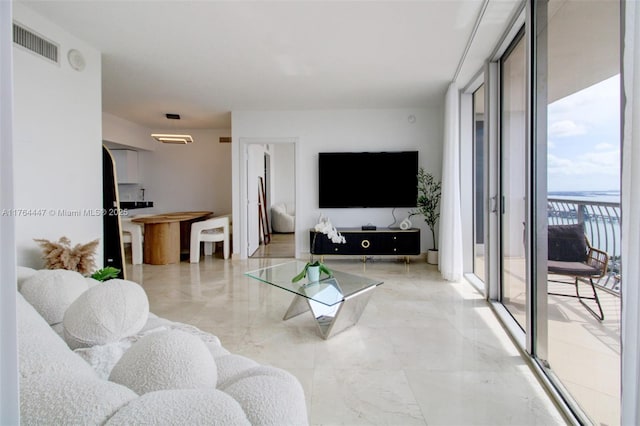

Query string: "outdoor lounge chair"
[547, 223, 608, 321]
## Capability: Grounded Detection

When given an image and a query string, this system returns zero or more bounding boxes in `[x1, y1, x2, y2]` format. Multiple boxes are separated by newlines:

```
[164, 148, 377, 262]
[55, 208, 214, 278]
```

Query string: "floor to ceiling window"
[471, 2, 622, 424]
[499, 31, 527, 331]
[539, 1, 621, 424]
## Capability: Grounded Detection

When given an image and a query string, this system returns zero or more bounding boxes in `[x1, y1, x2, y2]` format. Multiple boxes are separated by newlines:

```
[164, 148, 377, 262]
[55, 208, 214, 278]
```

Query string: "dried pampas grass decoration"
[34, 236, 99, 275]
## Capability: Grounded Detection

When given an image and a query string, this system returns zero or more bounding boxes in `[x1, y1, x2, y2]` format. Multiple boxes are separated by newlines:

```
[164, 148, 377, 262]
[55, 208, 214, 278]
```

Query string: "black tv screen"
[318, 151, 418, 208]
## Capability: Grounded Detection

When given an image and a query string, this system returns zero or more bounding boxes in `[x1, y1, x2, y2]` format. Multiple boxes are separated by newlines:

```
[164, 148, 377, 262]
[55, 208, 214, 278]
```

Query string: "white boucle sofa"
[16, 267, 308, 425]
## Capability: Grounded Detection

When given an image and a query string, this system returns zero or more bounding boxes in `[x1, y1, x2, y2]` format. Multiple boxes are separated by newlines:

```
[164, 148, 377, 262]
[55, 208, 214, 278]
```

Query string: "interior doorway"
[245, 141, 296, 259]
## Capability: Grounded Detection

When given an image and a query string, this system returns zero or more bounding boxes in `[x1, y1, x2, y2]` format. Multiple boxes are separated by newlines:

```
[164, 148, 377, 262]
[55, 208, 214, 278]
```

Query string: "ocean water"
[548, 190, 620, 204]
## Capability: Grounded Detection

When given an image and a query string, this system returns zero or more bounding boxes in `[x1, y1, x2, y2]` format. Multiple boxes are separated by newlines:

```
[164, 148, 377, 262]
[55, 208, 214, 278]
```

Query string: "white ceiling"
[20, 0, 519, 130]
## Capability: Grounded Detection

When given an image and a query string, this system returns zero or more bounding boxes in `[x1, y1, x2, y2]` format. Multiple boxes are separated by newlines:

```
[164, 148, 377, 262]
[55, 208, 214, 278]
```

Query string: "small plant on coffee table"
[292, 214, 345, 283]
[291, 261, 333, 283]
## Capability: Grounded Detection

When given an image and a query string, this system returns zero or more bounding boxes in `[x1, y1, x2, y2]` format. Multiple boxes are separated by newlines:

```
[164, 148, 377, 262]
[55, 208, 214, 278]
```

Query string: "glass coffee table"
[246, 261, 383, 339]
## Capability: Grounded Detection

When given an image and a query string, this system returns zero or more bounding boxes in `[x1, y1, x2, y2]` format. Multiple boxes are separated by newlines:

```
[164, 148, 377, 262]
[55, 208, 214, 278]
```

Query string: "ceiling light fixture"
[151, 113, 194, 144]
[151, 134, 193, 144]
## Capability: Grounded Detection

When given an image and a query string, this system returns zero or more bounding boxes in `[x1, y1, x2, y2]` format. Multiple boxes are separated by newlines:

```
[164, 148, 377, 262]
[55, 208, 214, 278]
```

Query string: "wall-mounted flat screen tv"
[318, 151, 418, 208]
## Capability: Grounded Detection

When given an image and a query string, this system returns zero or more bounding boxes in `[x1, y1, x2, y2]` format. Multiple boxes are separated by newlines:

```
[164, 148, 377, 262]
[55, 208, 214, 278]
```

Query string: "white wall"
[102, 115, 232, 216]
[140, 129, 232, 214]
[232, 108, 443, 258]
[270, 143, 295, 209]
[13, 4, 103, 268]
[103, 112, 156, 152]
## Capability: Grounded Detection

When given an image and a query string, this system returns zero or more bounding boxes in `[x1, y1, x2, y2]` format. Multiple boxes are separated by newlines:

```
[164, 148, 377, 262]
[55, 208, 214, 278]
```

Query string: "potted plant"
[410, 167, 442, 264]
[292, 215, 346, 283]
[291, 260, 333, 283]
[91, 266, 122, 282]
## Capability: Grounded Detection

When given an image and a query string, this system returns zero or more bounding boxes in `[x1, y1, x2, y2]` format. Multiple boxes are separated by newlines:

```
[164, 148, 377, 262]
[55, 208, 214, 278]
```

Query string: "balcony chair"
[190, 215, 230, 263]
[121, 218, 144, 265]
[547, 223, 608, 321]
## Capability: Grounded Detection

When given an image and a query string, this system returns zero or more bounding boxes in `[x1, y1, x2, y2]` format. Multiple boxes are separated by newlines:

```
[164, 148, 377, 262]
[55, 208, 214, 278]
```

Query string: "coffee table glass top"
[245, 261, 383, 307]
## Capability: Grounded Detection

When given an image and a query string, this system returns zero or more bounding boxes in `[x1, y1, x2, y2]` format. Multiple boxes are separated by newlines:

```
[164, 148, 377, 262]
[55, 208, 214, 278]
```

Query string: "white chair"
[271, 203, 295, 233]
[190, 216, 230, 263]
[121, 218, 144, 265]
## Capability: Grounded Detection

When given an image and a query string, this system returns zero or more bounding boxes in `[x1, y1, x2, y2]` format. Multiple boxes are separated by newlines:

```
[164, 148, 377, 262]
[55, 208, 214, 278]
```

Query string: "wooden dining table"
[131, 211, 213, 265]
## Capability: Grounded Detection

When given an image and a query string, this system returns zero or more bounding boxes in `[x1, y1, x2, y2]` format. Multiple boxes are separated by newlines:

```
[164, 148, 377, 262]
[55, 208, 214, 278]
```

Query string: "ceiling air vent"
[13, 22, 59, 64]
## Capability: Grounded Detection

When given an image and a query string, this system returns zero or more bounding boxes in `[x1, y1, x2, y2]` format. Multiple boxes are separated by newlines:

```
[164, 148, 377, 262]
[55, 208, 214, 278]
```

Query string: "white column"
[0, 0, 19, 423]
[621, 1, 640, 424]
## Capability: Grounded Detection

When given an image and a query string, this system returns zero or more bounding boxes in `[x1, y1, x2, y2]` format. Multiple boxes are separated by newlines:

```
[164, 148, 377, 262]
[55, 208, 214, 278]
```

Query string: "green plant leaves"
[410, 167, 442, 250]
[91, 266, 121, 282]
[291, 261, 333, 283]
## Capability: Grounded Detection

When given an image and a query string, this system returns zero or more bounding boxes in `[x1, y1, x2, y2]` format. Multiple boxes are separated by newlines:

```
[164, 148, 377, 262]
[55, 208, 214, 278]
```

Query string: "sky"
[547, 74, 620, 193]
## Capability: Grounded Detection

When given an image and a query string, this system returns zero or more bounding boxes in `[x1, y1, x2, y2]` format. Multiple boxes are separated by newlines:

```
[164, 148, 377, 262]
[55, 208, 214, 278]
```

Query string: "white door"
[247, 145, 264, 256]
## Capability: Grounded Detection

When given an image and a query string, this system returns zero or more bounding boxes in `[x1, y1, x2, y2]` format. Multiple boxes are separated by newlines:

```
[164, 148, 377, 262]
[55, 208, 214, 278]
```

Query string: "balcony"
[546, 197, 621, 424]
[494, 197, 621, 424]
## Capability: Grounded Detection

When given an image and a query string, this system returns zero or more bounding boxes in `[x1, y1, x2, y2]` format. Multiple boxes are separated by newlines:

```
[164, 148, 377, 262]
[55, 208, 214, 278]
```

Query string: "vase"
[427, 249, 439, 265]
[307, 265, 320, 282]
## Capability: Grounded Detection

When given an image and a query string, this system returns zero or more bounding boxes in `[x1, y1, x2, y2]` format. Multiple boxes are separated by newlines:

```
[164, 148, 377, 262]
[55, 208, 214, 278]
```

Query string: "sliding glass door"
[540, 1, 621, 424]
[499, 32, 527, 331]
[484, 3, 622, 424]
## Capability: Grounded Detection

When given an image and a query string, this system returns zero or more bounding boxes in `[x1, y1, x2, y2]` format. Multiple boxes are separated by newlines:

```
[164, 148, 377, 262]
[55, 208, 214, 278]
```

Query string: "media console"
[310, 227, 420, 263]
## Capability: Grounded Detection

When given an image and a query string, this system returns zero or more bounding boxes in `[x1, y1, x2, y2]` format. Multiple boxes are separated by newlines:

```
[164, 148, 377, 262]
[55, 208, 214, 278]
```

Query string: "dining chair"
[121, 218, 144, 265]
[190, 216, 230, 263]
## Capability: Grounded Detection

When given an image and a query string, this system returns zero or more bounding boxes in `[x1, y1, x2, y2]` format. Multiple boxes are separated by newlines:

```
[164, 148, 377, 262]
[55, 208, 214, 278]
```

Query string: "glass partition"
[542, 1, 621, 423]
[500, 32, 527, 331]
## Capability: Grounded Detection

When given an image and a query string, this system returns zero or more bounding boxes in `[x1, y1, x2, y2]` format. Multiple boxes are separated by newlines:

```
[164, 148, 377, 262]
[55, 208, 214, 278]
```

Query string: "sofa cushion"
[548, 223, 588, 262]
[220, 366, 308, 426]
[105, 389, 250, 425]
[20, 373, 137, 426]
[109, 330, 218, 394]
[17, 293, 96, 379]
[63, 279, 149, 349]
[215, 354, 260, 388]
[16, 266, 37, 291]
[20, 269, 89, 325]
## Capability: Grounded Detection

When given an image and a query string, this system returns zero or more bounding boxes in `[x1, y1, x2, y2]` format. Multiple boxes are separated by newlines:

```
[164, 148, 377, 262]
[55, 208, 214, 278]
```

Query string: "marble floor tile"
[130, 257, 566, 425]
[310, 366, 426, 425]
[407, 368, 566, 425]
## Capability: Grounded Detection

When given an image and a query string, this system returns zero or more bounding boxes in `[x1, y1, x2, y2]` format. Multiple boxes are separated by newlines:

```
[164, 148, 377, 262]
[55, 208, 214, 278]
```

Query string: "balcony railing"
[547, 197, 621, 293]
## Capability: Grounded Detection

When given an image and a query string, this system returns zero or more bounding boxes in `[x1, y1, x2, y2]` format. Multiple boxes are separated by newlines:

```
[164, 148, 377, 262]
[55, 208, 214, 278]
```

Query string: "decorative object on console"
[399, 217, 412, 230]
[410, 167, 442, 264]
[313, 214, 346, 245]
[293, 214, 345, 282]
[34, 236, 99, 275]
